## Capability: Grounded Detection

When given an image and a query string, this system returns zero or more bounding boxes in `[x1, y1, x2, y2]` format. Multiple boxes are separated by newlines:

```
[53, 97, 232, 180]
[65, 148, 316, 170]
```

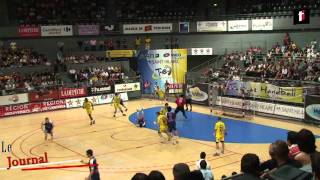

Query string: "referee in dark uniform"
[83, 149, 100, 180]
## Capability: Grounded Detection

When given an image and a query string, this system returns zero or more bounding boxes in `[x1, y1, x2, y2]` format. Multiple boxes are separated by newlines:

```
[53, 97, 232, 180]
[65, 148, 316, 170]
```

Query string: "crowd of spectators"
[116, 0, 196, 20]
[0, 42, 51, 68]
[64, 54, 107, 64]
[69, 66, 125, 86]
[0, 72, 60, 95]
[14, 0, 108, 24]
[236, 0, 320, 14]
[209, 34, 320, 82]
[130, 128, 319, 180]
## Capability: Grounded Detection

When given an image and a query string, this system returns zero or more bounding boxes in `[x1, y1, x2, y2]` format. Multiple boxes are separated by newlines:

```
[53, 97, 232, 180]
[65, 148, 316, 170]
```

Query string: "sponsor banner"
[225, 81, 304, 103]
[102, 24, 116, 33]
[18, 25, 41, 37]
[114, 82, 141, 93]
[216, 96, 303, 119]
[305, 95, 320, 122]
[59, 88, 87, 99]
[41, 25, 73, 36]
[197, 21, 227, 32]
[28, 90, 60, 102]
[0, 93, 29, 106]
[252, 19, 273, 31]
[98, 93, 128, 104]
[65, 96, 99, 108]
[77, 25, 100, 35]
[0, 100, 66, 117]
[106, 50, 136, 58]
[248, 101, 275, 114]
[179, 22, 189, 33]
[191, 48, 213, 55]
[187, 84, 209, 105]
[123, 23, 172, 34]
[138, 49, 187, 94]
[228, 20, 249, 31]
[274, 104, 304, 119]
[88, 85, 112, 95]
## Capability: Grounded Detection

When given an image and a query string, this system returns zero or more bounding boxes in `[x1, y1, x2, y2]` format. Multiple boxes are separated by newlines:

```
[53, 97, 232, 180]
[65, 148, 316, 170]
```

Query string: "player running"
[41, 117, 54, 141]
[175, 94, 187, 119]
[167, 106, 179, 144]
[160, 103, 170, 115]
[214, 117, 227, 156]
[119, 97, 128, 112]
[112, 93, 126, 117]
[83, 98, 95, 125]
[156, 112, 171, 143]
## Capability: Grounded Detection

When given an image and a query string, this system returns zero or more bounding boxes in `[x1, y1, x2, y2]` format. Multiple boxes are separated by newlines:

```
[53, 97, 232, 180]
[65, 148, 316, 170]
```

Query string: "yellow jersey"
[215, 121, 225, 137]
[113, 96, 121, 104]
[159, 106, 168, 115]
[157, 114, 168, 132]
[83, 101, 93, 110]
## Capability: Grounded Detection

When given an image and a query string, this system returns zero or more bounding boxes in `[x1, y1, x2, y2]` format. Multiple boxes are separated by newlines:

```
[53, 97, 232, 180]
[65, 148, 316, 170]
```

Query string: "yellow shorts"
[86, 109, 93, 115]
[159, 127, 168, 133]
[113, 104, 121, 109]
[216, 136, 224, 142]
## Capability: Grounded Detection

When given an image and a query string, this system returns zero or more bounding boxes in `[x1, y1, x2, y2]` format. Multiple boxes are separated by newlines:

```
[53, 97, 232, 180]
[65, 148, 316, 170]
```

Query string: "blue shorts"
[168, 121, 176, 132]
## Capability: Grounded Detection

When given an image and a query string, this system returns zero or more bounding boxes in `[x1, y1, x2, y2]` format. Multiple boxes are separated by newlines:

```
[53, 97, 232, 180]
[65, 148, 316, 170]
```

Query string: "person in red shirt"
[287, 131, 301, 159]
[175, 94, 187, 119]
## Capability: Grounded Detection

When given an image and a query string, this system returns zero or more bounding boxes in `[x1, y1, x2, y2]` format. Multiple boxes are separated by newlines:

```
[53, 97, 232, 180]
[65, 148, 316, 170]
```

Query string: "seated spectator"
[196, 152, 211, 170]
[184, 170, 204, 180]
[148, 170, 165, 180]
[173, 163, 190, 180]
[132, 173, 150, 180]
[287, 131, 301, 159]
[199, 160, 214, 180]
[295, 129, 317, 173]
[311, 152, 320, 180]
[233, 153, 261, 180]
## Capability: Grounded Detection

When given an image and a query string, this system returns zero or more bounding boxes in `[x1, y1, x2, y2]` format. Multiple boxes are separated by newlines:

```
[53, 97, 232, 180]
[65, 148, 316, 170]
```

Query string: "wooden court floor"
[0, 99, 319, 180]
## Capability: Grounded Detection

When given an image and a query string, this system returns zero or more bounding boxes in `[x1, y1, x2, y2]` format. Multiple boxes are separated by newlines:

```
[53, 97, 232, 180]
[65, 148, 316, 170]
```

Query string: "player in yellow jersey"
[159, 103, 169, 115]
[112, 93, 126, 117]
[156, 112, 171, 143]
[83, 98, 95, 125]
[214, 117, 227, 156]
[156, 87, 165, 102]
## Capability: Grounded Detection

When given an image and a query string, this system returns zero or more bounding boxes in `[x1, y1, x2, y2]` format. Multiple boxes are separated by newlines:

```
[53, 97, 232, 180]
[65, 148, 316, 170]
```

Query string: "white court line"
[0, 159, 81, 170]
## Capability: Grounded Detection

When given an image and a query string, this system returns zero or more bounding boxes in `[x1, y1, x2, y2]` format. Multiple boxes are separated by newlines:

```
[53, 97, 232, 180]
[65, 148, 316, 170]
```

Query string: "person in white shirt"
[200, 160, 214, 180]
[196, 152, 211, 170]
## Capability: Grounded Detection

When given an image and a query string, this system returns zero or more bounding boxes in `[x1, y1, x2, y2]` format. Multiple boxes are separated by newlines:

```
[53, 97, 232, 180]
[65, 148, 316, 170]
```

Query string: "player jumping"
[83, 98, 95, 125]
[214, 117, 227, 156]
[112, 93, 126, 117]
[41, 117, 54, 141]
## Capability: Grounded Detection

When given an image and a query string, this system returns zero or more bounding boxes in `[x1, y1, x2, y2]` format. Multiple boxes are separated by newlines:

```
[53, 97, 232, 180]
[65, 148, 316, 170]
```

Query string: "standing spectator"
[116, 39, 121, 49]
[233, 153, 261, 180]
[196, 152, 211, 170]
[148, 170, 165, 180]
[145, 36, 152, 50]
[174, 37, 179, 49]
[122, 38, 128, 49]
[135, 36, 141, 49]
[77, 40, 83, 50]
[199, 160, 214, 180]
[165, 38, 170, 49]
[173, 163, 190, 180]
[57, 41, 64, 52]
[107, 39, 114, 50]
[90, 39, 97, 51]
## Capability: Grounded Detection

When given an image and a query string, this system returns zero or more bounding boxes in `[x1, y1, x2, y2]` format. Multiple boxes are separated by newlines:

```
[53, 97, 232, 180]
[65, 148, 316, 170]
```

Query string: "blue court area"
[129, 107, 319, 144]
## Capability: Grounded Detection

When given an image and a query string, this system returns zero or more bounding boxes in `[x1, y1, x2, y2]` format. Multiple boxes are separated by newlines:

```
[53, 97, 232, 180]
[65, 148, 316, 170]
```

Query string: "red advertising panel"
[59, 88, 87, 99]
[18, 25, 41, 37]
[28, 90, 60, 102]
[0, 100, 66, 117]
